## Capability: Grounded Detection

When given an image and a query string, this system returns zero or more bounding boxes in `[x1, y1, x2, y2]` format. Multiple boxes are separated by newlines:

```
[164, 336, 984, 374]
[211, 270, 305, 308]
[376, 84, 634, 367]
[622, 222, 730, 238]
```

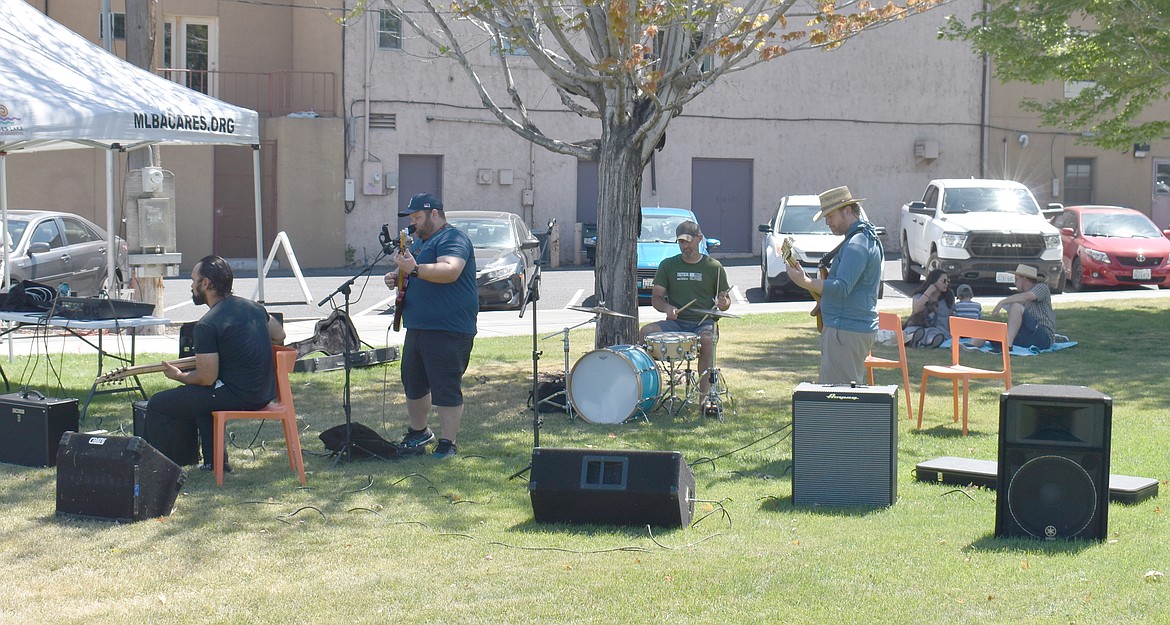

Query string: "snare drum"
[567, 345, 660, 424]
[643, 331, 700, 361]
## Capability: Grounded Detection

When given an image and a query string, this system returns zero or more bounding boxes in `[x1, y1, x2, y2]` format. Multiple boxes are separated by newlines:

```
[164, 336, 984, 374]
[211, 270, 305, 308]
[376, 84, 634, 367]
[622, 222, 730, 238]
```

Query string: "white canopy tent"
[0, 0, 270, 299]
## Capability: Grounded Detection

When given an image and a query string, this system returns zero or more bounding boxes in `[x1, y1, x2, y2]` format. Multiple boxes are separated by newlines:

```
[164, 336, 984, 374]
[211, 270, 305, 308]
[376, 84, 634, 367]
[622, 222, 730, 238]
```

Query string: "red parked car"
[1051, 205, 1170, 290]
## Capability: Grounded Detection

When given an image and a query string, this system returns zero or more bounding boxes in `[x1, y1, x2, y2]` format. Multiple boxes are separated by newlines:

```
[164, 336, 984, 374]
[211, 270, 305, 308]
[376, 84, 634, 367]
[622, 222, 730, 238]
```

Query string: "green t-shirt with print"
[651, 254, 728, 323]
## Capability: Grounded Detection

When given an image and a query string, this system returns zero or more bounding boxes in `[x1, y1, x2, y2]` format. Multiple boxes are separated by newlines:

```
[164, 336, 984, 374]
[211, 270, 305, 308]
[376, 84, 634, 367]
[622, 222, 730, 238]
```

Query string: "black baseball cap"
[399, 192, 443, 216]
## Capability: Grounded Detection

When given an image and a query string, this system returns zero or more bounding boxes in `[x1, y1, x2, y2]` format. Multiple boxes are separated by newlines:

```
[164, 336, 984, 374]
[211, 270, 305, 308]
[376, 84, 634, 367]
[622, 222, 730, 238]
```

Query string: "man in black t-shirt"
[144, 255, 285, 469]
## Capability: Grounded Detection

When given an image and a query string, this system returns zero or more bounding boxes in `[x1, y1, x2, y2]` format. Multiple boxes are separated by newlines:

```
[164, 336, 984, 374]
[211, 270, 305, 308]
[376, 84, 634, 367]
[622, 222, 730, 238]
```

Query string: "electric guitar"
[781, 237, 824, 332]
[95, 356, 197, 384]
[391, 228, 410, 332]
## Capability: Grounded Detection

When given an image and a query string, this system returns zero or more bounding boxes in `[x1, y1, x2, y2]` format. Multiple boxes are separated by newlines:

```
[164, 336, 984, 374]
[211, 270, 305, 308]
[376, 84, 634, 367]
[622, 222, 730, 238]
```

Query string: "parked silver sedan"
[2, 210, 129, 296]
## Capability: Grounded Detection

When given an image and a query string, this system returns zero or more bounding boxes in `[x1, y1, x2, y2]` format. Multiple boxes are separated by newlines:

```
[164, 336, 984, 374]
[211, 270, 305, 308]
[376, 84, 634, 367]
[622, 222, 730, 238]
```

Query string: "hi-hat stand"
[319, 251, 387, 465]
[537, 315, 596, 420]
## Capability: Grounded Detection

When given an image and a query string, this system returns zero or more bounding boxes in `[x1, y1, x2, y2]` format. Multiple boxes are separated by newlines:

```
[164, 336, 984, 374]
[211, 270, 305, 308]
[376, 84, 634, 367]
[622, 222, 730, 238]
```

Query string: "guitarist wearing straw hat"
[640, 220, 731, 410]
[786, 186, 884, 384]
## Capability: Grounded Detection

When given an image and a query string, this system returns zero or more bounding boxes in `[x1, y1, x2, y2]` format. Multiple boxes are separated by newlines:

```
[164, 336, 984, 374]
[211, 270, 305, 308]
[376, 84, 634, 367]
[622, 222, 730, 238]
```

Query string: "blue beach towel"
[940, 336, 1078, 356]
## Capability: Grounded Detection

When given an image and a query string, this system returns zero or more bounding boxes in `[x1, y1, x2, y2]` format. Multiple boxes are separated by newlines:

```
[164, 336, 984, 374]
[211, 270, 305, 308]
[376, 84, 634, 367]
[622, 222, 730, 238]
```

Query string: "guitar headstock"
[96, 366, 129, 384]
[398, 228, 412, 254]
[780, 237, 798, 268]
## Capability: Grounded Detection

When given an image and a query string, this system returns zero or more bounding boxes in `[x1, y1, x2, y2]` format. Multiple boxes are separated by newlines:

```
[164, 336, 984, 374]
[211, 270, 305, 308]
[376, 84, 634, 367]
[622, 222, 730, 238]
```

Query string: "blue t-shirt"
[402, 224, 478, 335]
[820, 220, 884, 333]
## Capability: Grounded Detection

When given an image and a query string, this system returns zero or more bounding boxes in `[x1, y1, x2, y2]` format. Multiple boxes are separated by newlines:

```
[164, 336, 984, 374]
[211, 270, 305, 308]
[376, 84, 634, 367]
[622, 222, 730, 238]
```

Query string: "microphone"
[379, 224, 395, 254]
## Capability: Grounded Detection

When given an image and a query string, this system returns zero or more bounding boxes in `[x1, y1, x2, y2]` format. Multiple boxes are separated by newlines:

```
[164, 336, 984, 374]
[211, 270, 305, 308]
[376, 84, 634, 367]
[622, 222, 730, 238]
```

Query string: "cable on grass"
[276, 506, 327, 525]
[344, 475, 376, 493]
[941, 488, 977, 501]
[688, 422, 793, 471]
[689, 497, 733, 529]
[646, 525, 723, 550]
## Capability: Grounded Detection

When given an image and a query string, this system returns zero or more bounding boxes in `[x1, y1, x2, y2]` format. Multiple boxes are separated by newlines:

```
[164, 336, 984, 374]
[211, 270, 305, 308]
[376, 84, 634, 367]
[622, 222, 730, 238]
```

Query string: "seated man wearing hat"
[989, 264, 1056, 350]
[640, 220, 731, 410]
[785, 186, 884, 384]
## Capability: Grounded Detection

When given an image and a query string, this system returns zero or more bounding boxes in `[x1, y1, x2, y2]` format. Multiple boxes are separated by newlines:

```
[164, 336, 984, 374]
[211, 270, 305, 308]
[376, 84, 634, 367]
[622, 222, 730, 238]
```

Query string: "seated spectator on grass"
[953, 283, 982, 320]
[903, 269, 953, 348]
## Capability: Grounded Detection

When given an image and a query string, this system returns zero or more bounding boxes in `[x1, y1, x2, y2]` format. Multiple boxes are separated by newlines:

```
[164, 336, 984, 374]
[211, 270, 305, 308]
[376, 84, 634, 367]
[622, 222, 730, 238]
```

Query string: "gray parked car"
[2, 210, 129, 296]
[445, 211, 540, 310]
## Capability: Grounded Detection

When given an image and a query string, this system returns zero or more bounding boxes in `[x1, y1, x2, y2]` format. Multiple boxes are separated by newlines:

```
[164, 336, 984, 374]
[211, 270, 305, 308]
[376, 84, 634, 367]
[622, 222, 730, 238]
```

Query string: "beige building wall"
[342, 5, 985, 261]
[989, 77, 1168, 216]
[10, 0, 345, 270]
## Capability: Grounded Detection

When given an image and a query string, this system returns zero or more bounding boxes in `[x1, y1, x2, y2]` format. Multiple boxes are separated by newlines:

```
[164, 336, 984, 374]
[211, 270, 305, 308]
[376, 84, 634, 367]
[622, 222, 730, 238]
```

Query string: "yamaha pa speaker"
[792, 383, 898, 506]
[56, 433, 187, 523]
[996, 384, 1111, 540]
[0, 391, 79, 467]
[529, 448, 695, 527]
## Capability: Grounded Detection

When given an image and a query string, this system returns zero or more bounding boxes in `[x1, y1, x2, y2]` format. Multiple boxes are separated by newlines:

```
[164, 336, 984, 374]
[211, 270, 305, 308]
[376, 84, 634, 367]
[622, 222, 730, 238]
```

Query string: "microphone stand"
[320, 250, 387, 466]
[510, 219, 555, 480]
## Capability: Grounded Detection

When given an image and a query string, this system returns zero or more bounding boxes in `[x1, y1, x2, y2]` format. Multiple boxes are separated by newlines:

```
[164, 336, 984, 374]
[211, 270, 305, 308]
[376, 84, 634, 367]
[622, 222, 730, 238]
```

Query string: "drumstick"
[676, 298, 697, 314]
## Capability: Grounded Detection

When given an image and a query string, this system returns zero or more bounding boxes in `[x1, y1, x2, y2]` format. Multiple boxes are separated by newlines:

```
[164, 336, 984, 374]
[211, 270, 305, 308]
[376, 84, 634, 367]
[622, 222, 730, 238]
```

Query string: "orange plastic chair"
[917, 317, 1012, 436]
[211, 345, 306, 486]
[865, 311, 914, 421]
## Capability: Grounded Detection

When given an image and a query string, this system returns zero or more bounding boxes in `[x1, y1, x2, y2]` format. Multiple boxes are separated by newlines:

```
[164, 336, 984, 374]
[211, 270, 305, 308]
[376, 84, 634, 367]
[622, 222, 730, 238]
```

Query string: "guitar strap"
[819, 220, 882, 273]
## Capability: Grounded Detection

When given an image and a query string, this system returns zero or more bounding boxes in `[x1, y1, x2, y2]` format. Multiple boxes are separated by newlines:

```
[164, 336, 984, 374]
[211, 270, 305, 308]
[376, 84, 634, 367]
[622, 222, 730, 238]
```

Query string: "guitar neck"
[97, 356, 197, 384]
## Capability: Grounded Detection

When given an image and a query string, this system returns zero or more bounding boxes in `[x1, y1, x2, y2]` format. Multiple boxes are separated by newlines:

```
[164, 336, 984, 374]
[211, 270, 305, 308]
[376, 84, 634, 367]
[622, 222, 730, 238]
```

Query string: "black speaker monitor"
[56, 433, 187, 523]
[528, 448, 695, 527]
[996, 384, 1111, 540]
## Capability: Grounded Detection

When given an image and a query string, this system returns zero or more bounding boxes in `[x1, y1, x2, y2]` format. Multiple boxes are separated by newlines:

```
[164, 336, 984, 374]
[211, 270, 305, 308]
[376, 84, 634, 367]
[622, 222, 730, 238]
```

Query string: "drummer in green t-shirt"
[639, 220, 731, 409]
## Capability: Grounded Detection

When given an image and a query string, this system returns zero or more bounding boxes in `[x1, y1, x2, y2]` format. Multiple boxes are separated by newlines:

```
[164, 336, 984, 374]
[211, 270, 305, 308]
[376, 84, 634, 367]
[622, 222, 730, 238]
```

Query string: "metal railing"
[158, 69, 337, 118]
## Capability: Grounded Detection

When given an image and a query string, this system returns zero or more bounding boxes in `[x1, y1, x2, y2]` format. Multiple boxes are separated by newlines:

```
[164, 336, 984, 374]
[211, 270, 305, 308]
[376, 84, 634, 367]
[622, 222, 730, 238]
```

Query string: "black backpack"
[0, 280, 57, 312]
[319, 422, 401, 459]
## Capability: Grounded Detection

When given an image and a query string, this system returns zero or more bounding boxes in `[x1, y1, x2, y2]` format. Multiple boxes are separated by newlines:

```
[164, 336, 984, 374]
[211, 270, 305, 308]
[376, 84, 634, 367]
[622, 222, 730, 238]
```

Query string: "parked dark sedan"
[3, 210, 129, 296]
[445, 211, 540, 310]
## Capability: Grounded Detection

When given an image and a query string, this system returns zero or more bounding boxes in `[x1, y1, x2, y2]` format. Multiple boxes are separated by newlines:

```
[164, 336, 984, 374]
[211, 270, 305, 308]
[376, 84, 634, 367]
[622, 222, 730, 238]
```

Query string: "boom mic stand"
[320, 249, 387, 466]
[510, 219, 555, 480]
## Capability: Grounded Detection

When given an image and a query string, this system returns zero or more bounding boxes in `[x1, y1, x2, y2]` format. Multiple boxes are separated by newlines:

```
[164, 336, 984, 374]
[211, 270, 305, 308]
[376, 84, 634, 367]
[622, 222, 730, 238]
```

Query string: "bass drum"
[567, 345, 660, 424]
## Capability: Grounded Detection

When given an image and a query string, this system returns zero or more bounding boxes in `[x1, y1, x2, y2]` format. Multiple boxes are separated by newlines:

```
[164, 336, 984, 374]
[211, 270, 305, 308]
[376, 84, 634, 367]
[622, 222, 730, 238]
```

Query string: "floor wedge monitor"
[529, 448, 695, 527]
[56, 433, 187, 523]
[996, 384, 1112, 540]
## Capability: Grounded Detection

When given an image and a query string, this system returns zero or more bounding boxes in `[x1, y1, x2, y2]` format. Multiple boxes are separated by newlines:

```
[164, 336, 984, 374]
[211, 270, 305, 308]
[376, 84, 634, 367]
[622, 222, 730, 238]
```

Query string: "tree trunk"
[593, 125, 644, 348]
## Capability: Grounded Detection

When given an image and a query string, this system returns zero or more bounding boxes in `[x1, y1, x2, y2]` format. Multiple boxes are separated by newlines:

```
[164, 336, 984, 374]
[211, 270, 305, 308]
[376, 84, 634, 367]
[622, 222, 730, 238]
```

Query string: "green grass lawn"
[0, 298, 1167, 624]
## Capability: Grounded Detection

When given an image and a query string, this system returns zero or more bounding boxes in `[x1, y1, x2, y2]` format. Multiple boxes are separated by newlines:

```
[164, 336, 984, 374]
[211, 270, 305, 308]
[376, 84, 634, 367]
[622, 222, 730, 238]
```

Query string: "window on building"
[99, 12, 126, 40]
[1064, 80, 1095, 99]
[164, 17, 217, 96]
[1064, 158, 1094, 205]
[378, 9, 402, 50]
[493, 18, 533, 56]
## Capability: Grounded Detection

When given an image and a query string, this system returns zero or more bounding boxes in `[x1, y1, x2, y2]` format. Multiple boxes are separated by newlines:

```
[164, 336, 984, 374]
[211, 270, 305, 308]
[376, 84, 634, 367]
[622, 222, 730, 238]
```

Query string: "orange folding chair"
[211, 345, 306, 486]
[917, 317, 1012, 435]
[865, 311, 914, 421]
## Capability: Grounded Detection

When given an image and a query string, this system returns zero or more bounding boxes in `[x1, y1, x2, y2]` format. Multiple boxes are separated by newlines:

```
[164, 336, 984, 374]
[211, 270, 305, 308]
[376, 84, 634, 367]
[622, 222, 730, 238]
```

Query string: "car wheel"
[1070, 257, 1084, 291]
[900, 236, 920, 283]
[1051, 269, 1065, 295]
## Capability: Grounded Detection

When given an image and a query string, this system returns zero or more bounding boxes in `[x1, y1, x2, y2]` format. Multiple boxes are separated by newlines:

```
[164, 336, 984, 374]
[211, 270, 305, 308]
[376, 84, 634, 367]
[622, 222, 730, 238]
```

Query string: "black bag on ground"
[528, 373, 567, 413]
[318, 422, 400, 459]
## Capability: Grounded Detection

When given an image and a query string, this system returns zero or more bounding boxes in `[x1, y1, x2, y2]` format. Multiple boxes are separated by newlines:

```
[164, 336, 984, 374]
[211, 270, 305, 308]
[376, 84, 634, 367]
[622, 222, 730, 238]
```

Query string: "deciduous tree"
[380, 0, 945, 346]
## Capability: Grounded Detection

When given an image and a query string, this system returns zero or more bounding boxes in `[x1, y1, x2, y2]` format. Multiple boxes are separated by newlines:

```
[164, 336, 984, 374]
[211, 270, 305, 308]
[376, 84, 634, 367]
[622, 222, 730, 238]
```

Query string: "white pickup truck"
[899, 178, 1065, 293]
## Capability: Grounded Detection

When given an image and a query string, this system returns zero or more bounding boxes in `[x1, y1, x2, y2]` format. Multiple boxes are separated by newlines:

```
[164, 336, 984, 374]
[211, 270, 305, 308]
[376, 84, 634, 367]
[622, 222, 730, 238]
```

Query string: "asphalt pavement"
[4, 258, 1164, 359]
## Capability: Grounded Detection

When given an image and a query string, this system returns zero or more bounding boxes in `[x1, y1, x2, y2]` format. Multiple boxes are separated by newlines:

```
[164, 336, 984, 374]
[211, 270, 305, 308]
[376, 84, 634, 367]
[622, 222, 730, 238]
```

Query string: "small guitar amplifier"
[0, 391, 80, 467]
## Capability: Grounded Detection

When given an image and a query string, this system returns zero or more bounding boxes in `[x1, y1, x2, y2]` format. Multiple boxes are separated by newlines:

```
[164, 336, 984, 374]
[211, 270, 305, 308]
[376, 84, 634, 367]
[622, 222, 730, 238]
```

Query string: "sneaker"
[432, 439, 458, 458]
[198, 462, 232, 474]
[399, 427, 435, 455]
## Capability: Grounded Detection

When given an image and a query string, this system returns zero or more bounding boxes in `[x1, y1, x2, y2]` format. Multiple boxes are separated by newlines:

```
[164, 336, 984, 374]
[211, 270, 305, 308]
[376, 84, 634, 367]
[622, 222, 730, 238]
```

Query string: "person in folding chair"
[143, 255, 286, 470]
[785, 186, 884, 384]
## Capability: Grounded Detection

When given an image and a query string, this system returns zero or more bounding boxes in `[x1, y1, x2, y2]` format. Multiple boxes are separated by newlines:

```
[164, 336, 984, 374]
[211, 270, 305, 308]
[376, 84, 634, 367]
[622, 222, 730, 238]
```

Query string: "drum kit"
[540, 304, 738, 424]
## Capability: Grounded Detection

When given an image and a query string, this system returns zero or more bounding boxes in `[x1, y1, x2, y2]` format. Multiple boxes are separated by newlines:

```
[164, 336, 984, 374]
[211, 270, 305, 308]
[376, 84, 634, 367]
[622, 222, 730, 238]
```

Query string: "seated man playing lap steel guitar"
[639, 221, 731, 411]
[143, 255, 285, 470]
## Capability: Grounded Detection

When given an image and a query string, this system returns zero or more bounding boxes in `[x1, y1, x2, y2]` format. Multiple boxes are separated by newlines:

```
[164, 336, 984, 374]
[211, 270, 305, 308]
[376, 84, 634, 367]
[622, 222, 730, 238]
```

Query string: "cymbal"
[692, 307, 740, 319]
[568, 305, 635, 319]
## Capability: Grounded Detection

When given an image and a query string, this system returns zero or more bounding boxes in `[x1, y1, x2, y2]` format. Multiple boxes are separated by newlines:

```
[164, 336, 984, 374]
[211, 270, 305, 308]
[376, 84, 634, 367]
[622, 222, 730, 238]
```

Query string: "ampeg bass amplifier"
[792, 383, 898, 507]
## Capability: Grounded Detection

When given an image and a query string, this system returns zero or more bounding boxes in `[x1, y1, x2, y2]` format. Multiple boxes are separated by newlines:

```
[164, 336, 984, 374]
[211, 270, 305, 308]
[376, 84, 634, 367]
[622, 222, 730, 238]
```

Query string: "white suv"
[758, 195, 884, 301]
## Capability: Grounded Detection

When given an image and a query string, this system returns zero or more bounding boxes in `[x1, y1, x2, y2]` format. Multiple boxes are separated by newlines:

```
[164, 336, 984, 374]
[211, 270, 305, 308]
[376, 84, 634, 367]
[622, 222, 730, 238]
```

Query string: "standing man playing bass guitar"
[383, 193, 478, 458]
[144, 255, 286, 470]
[785, 186, 884, 384]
